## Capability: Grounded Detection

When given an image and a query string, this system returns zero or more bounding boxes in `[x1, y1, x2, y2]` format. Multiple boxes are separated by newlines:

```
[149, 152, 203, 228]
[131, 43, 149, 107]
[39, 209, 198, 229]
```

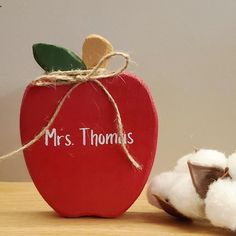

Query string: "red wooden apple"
[20, 72, 158, 217]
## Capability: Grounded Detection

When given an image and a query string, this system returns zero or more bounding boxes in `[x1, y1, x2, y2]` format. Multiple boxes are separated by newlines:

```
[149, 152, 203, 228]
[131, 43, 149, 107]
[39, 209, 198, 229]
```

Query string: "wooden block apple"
[20, 35, 158, 217]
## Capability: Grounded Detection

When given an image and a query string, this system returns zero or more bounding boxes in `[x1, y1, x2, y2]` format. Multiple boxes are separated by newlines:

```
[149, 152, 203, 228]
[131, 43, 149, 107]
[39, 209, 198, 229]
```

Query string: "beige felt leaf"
[82, 34, 113, 69]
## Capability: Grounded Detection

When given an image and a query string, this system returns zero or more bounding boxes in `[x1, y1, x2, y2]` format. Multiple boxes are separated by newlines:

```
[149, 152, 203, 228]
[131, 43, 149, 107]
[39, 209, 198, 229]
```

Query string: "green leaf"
[32, 43, 86, 72]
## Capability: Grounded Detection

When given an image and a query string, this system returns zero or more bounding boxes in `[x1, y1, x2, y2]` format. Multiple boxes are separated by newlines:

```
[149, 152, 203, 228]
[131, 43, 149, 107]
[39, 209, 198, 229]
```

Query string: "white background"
[1, 0, 236, 180]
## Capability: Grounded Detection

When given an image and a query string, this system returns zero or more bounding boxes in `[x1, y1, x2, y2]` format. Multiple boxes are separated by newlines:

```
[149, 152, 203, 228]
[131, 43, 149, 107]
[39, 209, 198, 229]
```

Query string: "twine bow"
[0, 52, 142, 170]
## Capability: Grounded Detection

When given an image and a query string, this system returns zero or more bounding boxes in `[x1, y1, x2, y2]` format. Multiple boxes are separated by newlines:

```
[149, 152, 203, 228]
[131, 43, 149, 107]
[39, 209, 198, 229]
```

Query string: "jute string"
[0, 52, 142, 170]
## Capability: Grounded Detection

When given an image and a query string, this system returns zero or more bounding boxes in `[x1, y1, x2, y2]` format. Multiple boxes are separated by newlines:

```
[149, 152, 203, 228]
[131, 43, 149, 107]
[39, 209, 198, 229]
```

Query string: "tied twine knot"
[0, 52, 142, 170]
[32, 52, 130, 86]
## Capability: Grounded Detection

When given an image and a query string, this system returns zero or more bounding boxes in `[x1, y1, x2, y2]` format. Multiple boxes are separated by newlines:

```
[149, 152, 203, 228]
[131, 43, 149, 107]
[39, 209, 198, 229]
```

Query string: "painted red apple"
[20, 39, 158, 217]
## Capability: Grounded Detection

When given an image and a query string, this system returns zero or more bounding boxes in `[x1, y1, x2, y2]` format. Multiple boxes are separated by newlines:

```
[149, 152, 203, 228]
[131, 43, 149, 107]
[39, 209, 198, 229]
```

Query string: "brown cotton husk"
[187, 162, 229, 199]
[154, 195, 189, 220]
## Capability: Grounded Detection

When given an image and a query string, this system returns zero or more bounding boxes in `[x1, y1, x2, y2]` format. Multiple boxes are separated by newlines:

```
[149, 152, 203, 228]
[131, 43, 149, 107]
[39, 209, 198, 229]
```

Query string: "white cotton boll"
[189, 149, 227, 169]
[174, 153, 194, 173]
[228, 153, 236, 180]
[205, 179, 236, 231]
[168, 174, 205, 219]
[147, 171, 178, 208]
[149, 171, 177, 199]
[147, 184, 161, 209]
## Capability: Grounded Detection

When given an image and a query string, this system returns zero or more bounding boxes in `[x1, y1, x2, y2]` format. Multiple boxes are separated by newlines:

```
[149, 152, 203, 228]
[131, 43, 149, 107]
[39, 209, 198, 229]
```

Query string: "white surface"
[1, 0, 236, 180]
